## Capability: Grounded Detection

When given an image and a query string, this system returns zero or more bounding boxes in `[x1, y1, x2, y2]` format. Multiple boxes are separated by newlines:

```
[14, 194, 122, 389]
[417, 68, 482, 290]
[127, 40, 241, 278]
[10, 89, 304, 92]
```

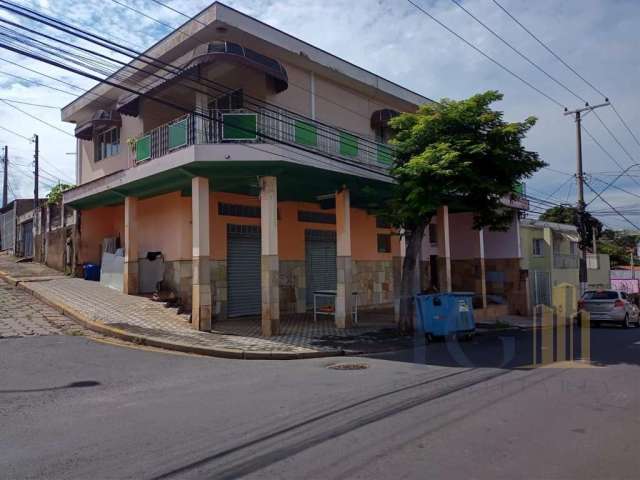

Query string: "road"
[2, 284, 640, 479]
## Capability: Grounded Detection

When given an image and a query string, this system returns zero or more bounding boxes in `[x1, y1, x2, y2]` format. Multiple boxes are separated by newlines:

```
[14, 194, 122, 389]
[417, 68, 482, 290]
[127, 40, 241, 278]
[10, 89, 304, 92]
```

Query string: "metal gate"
[0, 209, 14, 251]
[305, 229, 337, 306]
[20, 220, 33, 258]
[227, 224, 261, 317]
[531, 270, 551, 307]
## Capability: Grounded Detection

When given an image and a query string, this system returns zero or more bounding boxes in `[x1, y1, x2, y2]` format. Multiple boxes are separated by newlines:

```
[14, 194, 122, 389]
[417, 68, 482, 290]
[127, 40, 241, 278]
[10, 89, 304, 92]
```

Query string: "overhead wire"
[0, 1, 393, 179]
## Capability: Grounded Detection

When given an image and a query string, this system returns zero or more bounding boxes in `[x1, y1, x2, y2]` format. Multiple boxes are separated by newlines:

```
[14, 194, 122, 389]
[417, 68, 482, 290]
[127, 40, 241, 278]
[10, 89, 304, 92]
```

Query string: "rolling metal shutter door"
[305, 230, 337, 306]
[227, 224, 261, 317]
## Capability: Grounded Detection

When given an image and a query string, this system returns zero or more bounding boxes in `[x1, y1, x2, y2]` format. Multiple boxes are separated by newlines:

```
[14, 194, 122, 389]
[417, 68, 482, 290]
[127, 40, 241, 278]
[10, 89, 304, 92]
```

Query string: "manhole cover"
[326, 362, 369, 370]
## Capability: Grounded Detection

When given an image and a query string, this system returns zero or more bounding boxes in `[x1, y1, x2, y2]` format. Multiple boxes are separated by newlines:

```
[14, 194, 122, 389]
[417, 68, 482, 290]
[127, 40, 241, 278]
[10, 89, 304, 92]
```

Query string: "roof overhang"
[115, 41, 288, 117]
[74, 109, 122, 139]
[63, 143, 392, 209]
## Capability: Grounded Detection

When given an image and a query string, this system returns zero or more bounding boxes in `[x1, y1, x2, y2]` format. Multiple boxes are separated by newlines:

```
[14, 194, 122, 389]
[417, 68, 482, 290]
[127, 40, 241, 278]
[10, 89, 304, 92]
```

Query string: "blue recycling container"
[83, 263, 100, 281]
[415, 292, 476, 338]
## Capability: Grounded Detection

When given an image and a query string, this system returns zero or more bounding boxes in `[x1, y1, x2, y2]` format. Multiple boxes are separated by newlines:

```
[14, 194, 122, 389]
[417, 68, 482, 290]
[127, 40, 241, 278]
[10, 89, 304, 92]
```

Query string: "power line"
[449, 0, 589, 104]
[491, 0, 607, 99]
[0, 3, 392, 178]
[0, 99, 73, 136]
[0, 98, 59, 108]
[0, 5, 388, 164]
[583, 178, 640, 230]
[405, 0, 565, 108]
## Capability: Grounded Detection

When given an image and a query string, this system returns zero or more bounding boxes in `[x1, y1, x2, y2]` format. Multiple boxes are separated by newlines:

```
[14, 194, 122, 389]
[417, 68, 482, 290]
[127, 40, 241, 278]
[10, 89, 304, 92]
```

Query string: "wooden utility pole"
[33, 134, 39, 209]
[2, 145, 7, 208]
[564, 101, 609, 294]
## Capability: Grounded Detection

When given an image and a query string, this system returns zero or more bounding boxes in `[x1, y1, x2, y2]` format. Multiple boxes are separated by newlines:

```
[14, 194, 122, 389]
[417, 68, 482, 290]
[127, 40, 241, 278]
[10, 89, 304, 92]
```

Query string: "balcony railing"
[553, 253, 579, 269]
[133, 105, 395, 170]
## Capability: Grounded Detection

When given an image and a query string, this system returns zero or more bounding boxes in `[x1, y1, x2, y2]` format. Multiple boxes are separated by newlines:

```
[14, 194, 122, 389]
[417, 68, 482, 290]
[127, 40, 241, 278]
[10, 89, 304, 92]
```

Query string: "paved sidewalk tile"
[0, 281, 79, 338]
[25, 278, 342, 354]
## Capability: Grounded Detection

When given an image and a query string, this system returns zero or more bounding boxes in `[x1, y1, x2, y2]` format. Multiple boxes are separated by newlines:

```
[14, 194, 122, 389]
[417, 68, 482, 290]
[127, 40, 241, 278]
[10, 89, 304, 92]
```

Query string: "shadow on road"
[364, 326, 640, 370]
[0, 380, 101, 394]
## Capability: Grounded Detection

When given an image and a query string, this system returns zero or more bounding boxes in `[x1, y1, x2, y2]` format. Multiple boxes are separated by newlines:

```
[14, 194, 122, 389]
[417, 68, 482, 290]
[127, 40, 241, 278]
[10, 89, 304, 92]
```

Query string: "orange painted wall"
[137, 192, 192, 261]
[79, 205, 124, 264]
[80, 191, 395, 263]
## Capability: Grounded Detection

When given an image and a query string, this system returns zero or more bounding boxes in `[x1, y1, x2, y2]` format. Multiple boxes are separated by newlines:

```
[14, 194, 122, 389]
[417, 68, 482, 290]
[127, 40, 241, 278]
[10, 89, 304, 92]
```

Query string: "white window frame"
[532, 238, 544, 257]
[94, 127, 121, 162]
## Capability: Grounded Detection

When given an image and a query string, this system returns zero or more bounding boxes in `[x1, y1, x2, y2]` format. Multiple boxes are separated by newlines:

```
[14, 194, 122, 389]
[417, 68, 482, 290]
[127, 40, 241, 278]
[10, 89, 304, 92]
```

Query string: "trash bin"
[415, 292, 476, 339]
[83, 263, 100, 281]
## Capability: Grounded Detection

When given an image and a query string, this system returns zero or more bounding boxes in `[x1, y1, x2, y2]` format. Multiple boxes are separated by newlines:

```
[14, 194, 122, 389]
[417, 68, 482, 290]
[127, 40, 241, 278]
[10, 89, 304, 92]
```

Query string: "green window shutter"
[222, 113, 257, 140]
[377, 144, 394, 165]
[513, 182, 525, 195]
[295, 120, 317, 146]
[339, 132, 358, 157]
[136, 135, 151, 162]
[168, 119, 188, 150]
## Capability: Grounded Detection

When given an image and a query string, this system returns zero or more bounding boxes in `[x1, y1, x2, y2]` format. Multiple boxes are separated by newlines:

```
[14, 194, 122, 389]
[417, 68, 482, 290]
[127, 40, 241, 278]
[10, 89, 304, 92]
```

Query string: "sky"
[0, 0, 639, 229]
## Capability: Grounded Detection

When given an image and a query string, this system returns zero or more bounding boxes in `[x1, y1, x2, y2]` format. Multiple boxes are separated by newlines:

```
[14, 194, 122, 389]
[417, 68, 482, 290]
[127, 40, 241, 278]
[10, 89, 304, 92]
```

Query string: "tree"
[598, 229, 640, 267]
[384, 91, 545, 333]
[539, 205, 603, 249]
[46, 183, 74, 204]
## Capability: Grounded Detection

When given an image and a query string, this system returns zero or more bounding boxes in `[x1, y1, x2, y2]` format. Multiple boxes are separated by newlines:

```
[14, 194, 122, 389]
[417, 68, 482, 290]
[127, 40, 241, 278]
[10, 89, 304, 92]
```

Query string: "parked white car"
[579, 290, 640, 328]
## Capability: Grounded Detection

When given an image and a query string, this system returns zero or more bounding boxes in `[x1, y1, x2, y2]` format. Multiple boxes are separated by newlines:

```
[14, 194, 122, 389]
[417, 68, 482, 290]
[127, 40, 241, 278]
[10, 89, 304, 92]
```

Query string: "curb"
[0, 271, 343, 361]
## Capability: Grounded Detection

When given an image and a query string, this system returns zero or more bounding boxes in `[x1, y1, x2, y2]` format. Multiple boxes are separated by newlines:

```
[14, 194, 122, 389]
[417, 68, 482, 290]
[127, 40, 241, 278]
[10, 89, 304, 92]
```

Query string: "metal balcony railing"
[132, 105, 395, 170]
[553, 253, 579, 269]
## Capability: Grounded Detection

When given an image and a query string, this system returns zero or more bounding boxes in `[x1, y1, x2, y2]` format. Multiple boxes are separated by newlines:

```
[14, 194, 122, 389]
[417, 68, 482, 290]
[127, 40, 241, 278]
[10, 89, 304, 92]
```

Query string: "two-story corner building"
[61, 2, 432, 335]
[520, 219, 610, 312]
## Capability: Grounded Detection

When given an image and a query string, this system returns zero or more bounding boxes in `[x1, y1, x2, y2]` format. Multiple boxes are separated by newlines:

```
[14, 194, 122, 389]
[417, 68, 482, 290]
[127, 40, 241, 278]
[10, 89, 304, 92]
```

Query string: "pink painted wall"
[421, 211, 520, 260]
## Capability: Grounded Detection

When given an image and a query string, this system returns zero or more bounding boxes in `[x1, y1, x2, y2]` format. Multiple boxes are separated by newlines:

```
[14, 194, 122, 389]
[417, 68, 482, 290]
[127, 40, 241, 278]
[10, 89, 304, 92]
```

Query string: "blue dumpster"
[415, 292, 476, 339]
[83, 263, 100, 281]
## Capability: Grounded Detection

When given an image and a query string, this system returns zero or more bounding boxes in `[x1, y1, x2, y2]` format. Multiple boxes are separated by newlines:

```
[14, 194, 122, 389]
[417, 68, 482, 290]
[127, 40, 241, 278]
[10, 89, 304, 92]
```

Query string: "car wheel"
[623, 314, 631, 329]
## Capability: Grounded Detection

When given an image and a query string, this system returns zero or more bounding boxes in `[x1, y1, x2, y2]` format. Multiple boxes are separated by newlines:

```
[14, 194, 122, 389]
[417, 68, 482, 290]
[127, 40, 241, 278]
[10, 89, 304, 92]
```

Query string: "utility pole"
[2, 145, 7, 208]
[564, 101, 609, 294]
[33, 134, 39, 209]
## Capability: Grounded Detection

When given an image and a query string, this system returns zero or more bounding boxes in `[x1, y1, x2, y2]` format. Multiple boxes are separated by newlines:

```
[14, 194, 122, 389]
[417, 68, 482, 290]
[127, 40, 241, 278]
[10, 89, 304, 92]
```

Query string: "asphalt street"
[2, 317, 640, 479]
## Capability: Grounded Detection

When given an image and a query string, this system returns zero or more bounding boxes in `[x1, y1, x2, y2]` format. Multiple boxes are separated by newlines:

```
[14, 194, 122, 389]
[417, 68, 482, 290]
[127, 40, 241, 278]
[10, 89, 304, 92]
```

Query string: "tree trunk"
[398, 223, 427, 334]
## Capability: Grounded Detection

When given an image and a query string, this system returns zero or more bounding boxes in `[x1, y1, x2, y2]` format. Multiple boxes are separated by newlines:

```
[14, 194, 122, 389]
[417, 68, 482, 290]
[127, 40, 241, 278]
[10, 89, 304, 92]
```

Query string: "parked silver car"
[579, 290, 640, 328]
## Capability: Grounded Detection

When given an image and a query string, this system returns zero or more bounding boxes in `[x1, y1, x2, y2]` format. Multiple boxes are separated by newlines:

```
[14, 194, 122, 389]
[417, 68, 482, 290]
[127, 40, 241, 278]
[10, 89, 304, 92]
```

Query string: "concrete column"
[479, 228, 487, 309]
[192, 177, 212, 331]
[260, 176, 280, 336]
[123, 196, 139, 295]
[393, 230, 407, 324]
[437, 205, 452, 292]
[335, 188, 353, 329]
[195, 92, 208, 144]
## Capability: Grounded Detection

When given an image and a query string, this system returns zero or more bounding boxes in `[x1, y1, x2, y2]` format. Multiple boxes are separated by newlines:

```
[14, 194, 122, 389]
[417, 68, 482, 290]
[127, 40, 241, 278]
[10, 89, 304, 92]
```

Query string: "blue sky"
[1, 0, 639, 229]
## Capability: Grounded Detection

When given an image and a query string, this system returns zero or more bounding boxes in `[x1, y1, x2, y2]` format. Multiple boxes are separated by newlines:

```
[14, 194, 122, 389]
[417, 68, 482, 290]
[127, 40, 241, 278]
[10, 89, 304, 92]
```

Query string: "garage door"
[227, 224, 261, 317]
[305, 229, 337, 306]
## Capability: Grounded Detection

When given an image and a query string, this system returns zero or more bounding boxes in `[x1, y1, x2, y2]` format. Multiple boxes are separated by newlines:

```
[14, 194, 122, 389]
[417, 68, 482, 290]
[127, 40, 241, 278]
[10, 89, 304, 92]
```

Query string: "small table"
[313, 290, 359, 324]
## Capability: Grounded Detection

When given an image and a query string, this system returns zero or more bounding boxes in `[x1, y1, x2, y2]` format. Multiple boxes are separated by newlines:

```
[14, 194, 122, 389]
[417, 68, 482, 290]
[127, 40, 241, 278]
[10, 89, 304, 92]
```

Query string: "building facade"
[520, 219, 610, 312]
[62, 2, 434, 335]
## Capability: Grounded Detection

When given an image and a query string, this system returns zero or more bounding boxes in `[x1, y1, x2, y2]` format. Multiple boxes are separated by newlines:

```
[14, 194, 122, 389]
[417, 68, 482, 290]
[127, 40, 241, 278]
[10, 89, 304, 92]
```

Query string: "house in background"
[61, 2, 431, 335]
[0, 198, 47, 258]
[520, 219, 610, 312]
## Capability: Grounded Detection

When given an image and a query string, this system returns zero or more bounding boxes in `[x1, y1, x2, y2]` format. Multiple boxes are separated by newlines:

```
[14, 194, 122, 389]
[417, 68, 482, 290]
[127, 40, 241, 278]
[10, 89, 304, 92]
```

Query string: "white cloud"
[1, 0, 638, 229]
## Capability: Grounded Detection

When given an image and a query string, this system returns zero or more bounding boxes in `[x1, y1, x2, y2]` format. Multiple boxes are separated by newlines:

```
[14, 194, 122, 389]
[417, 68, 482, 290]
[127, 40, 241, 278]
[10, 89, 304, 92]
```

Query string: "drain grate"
[326, 362, 369, 371]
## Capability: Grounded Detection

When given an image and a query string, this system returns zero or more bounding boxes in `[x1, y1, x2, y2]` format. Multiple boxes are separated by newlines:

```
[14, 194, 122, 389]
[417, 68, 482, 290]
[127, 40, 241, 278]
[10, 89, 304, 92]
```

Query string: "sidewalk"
[0, 253, 407, 359]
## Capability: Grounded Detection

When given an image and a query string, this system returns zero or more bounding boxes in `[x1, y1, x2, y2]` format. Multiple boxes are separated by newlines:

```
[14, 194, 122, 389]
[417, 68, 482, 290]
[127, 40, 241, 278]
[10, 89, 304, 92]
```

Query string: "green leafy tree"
[539, 205, 603, 249]
[46, 183, 74, 204]
[385, 91, 545, 332]
[598, 229, 640, 267]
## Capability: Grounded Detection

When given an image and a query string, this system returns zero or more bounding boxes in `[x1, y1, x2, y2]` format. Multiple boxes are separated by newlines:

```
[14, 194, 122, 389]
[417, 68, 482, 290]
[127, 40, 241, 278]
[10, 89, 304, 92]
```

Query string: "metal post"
[2, 145, 7, 208]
